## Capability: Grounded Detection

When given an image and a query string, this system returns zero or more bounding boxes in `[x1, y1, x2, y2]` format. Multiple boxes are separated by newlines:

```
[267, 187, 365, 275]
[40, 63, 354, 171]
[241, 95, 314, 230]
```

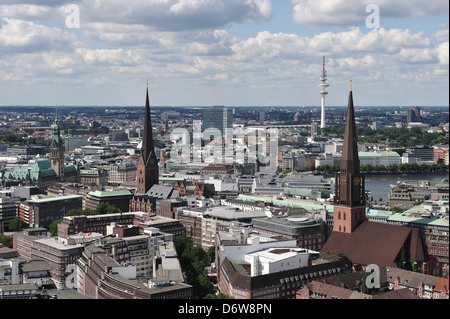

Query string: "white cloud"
[292, 0, 449, 26]
[0, 4, 59, 20]
[79, 0, 272, 31]
[0, 1, 447, 106]
[436, 42, 449, 65]
[432, 23, 449, 43]
[0, 18, 77, 53]
[78, 48, 141, 66]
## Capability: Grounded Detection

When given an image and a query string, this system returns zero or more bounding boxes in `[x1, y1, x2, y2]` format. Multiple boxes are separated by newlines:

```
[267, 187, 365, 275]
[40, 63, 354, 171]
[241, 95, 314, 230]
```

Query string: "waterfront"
[364, 174, 448, 205]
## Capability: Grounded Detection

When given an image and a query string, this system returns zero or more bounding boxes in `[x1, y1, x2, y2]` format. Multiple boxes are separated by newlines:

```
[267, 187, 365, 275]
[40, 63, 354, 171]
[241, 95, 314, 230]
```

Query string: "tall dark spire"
[334, 81, 365, 208]
[340, 80, 360, 175]
[332, 81, 366, 233]
[136, 85, 159, 195]
[141, 87, 155, 165]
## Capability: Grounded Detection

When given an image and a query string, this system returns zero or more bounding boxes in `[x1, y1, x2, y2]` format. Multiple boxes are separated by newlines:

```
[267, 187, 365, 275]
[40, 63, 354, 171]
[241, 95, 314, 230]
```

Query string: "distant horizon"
[0, 105, 448, 109]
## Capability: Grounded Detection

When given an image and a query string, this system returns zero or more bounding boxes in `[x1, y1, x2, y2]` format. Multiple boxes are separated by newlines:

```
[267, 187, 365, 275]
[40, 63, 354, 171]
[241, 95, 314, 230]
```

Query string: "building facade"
[83, 190, 133, 212]
[0, 196, 17, 233]
[18, 195, 83, 228]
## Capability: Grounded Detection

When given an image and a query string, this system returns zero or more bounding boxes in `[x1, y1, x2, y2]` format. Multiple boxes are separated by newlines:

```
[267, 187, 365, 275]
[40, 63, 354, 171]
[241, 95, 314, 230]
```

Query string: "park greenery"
[173, 235, 220, 299]
[323, 124, 448, 148]
[0, 234, 13, 248]
[316, 162, 448, 175]
[8, 216, 27, 231]
[65, 202, 122, 217]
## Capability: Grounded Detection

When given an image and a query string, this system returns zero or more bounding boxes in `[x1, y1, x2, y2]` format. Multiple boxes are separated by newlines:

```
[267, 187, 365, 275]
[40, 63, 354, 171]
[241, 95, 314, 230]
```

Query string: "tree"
[95, 202, 121, 215]
[48, 219, 60, 236]
[66, 208, 85, 216]
[9, 217, 26, 231]
[206, 245, 215, 262]
[197, 272, 215, 297]
[0, 235, 13, 248]
[174, 235, 215, 298]
[391, 206, 405, 213]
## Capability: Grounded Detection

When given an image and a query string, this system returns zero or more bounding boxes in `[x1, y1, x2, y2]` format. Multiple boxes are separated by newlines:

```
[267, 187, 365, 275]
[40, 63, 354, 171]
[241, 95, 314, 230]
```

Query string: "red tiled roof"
[321, 221, 425, 267]
[434, 278, 449, 294]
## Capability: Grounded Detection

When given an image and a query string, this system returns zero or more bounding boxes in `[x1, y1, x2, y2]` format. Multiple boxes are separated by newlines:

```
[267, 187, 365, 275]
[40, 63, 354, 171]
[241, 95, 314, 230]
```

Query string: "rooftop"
[27, 194, 83, 204]
[88, 190, 133, 198]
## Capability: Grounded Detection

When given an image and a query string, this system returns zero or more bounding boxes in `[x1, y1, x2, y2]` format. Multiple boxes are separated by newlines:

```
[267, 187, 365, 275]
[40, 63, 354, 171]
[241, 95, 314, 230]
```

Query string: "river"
[364, 174, 448, 204]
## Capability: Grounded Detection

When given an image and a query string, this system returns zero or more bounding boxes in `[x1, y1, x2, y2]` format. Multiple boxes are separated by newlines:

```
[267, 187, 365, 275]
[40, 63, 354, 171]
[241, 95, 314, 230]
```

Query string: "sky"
[0, 0, 448, 107]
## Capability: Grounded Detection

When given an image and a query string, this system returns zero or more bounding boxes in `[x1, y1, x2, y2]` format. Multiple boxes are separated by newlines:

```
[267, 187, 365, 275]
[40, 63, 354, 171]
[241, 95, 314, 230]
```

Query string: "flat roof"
[88, 190, 132, 197]
[28, 195, 83, 204]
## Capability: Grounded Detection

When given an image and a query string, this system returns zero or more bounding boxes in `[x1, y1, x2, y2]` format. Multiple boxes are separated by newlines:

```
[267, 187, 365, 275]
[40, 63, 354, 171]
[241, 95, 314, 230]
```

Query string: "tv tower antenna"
[318, 52, 329, 129]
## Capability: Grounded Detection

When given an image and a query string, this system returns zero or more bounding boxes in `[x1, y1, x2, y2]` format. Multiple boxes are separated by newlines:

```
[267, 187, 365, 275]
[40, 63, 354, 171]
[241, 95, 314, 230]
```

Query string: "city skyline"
[0, 0, 448, 107]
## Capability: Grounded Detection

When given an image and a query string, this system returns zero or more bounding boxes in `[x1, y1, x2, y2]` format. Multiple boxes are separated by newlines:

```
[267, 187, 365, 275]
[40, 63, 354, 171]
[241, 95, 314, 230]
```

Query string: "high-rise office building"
[407, 106, 421, 124]
[203, 105, 233, 136]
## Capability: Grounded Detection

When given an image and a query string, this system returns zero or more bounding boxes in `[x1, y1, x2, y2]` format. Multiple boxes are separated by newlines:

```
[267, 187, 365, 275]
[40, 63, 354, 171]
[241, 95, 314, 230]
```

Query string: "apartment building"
[108, 163, 136, 186]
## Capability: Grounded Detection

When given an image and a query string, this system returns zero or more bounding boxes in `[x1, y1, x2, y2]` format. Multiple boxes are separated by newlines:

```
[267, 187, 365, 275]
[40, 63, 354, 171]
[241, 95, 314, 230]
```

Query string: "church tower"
[136, 87, 159, 194]
[333, 81, 366, 233]
[50, 108, 65, 181]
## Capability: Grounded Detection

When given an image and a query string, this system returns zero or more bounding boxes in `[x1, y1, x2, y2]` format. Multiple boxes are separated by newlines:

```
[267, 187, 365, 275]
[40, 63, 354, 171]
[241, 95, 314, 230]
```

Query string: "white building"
[245, 247, 311, 276]
[333, 151, 401, 167]
[0, 257, 22, 285]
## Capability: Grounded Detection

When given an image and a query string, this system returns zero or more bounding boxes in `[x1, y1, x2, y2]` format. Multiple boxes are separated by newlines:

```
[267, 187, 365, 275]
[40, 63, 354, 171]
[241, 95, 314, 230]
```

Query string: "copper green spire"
[52, 107, 62, 148]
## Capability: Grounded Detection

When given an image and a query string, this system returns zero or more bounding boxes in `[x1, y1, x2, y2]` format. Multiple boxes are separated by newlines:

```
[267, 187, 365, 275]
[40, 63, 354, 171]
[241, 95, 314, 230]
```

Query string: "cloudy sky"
[0, 0, 448, 107]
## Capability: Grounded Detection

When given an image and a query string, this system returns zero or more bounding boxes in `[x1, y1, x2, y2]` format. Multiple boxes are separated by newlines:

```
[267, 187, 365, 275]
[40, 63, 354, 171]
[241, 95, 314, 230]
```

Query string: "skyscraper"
[203, 105, 233, 137]
[407, 106, 421, 124]
[333, 81, 366, 233]
[136, 87, 159, 195]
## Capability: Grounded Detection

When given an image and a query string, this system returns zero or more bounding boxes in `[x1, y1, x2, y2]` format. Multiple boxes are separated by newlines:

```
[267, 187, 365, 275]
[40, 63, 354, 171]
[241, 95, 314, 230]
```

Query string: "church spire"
[334, 81, 365, 208]
[332, 81, 366, 233]
[340, 80, 360, 176]
[141, 86, 155, 165]
[136, 85, 159, 194]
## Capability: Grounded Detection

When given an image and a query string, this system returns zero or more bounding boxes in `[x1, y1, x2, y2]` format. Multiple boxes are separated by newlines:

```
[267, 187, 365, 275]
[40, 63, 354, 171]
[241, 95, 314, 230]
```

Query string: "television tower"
[318, 53, 329, 129]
